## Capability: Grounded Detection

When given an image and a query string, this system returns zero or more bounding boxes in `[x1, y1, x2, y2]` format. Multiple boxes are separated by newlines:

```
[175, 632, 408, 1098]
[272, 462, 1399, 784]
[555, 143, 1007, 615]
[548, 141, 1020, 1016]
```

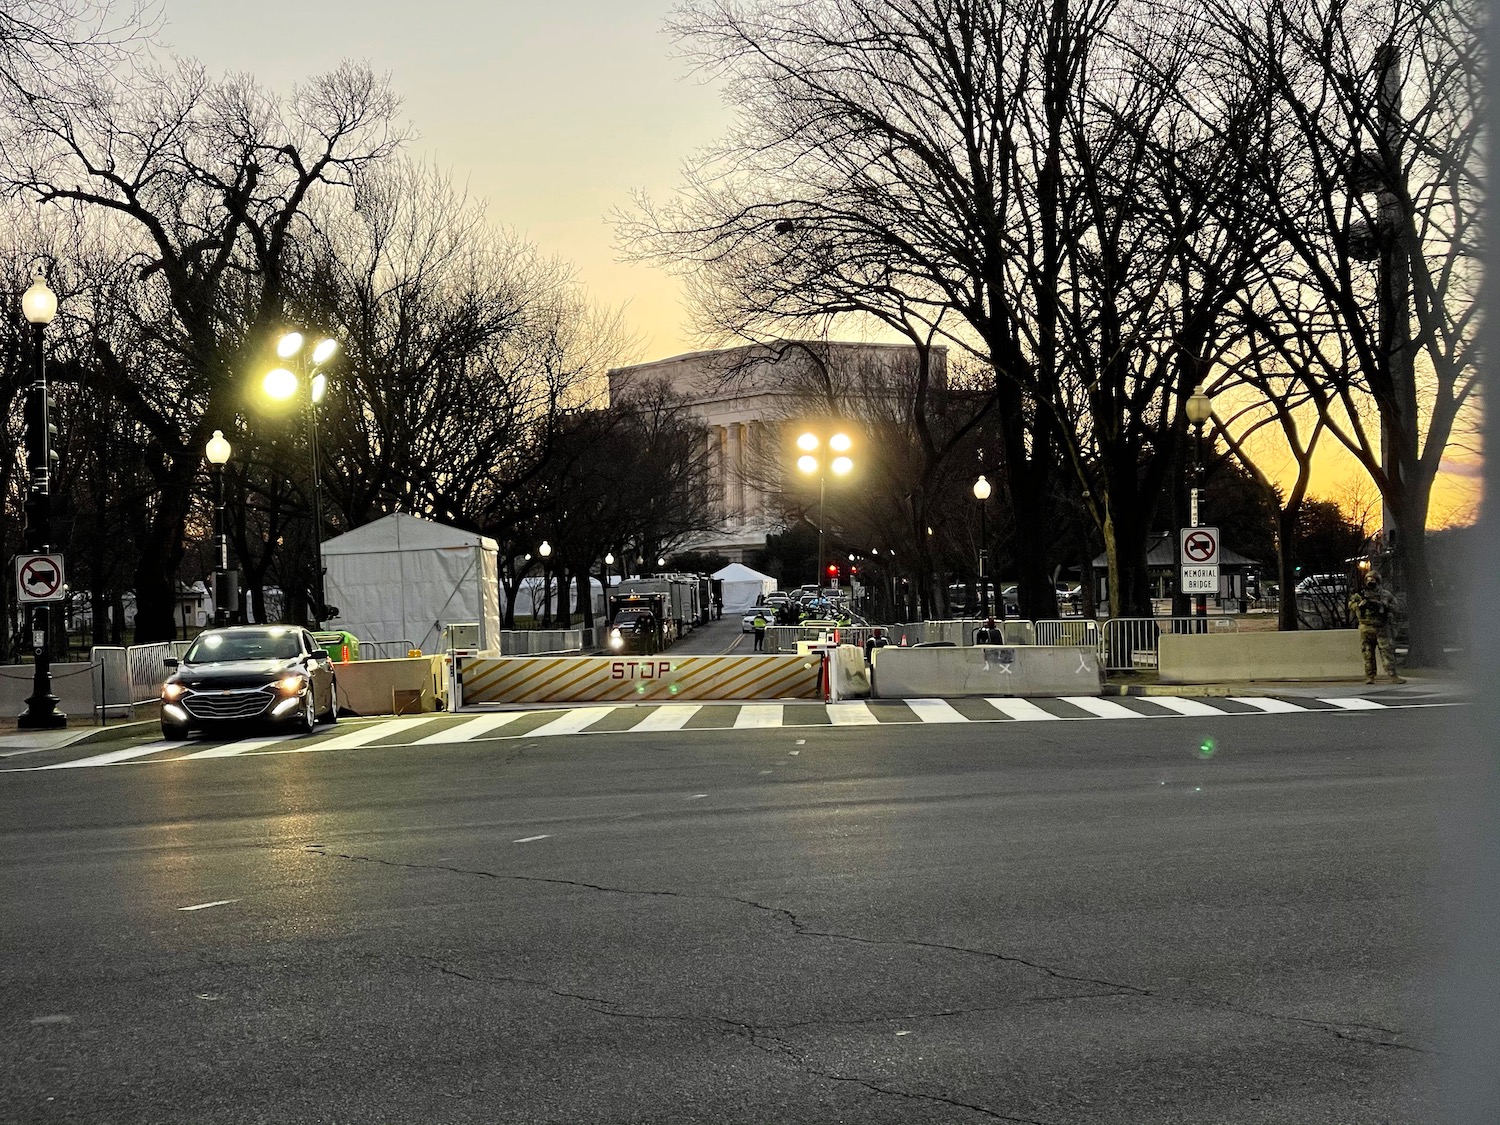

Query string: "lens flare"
[1198, 737, 1217, 759]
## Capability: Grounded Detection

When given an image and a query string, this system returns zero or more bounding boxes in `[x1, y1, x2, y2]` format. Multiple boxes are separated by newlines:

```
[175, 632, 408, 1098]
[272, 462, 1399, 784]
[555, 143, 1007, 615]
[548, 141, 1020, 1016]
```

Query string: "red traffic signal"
[826, 564, 839, 577]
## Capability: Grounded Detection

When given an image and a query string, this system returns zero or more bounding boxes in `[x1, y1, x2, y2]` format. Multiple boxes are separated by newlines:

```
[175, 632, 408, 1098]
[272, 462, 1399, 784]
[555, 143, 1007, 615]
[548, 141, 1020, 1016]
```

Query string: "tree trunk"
[131, 466, 194, 643]
[1276, 504, 1301, 632]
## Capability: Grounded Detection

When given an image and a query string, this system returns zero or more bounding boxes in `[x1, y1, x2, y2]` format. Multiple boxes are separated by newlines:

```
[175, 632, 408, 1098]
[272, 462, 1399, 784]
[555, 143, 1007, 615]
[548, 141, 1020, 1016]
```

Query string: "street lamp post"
[1185, 383, 1213, 621]
[796, 429, 854, 592]
[206, 430, 233, 627]
[973, 474, 992, 618]
[263, 331, 338, 626]
[18, 264, 65, 730]
[538, 540, 553, 625]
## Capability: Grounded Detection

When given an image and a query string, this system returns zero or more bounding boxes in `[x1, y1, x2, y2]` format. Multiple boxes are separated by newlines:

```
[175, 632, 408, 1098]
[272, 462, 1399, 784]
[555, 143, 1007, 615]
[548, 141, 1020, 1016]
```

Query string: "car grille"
[182, 686, 276, 721]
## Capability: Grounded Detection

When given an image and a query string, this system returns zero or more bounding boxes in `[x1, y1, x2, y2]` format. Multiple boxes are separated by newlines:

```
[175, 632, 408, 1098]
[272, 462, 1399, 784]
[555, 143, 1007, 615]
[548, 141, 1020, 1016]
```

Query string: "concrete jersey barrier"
[872, 645, 1103, 698]
[1158, 629, 1362, 684]
[460, 653, 822, 705]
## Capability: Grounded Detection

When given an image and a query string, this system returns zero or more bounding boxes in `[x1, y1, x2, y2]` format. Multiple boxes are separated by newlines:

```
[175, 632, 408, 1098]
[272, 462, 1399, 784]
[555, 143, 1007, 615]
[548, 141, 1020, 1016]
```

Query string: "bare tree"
[0, 60, 404, 638]
[1189, 0, 1482, 663]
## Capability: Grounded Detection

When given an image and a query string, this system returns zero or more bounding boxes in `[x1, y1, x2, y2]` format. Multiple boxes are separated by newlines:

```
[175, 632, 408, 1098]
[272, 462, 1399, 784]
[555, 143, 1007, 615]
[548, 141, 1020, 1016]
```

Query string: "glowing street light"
[795, 428, 854, 593]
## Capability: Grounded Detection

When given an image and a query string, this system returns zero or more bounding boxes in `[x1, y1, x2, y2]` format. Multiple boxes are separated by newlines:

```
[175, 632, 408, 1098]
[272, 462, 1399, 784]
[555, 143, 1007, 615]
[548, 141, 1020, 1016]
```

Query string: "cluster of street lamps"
[795, 428, 854, 588]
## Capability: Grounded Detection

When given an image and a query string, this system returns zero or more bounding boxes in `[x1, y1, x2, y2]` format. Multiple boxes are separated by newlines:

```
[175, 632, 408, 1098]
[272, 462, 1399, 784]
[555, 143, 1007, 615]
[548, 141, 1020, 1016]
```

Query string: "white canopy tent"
[322, 513, 501, 654]
[712, 562, 777, 613]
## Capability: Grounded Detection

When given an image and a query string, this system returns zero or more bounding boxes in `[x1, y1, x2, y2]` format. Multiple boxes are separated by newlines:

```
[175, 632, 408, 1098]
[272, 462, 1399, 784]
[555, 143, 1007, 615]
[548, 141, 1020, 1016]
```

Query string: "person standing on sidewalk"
[1348, 573, 1404, 684]
[751, 609, 768, 652]
[974, 617, 1003, 645]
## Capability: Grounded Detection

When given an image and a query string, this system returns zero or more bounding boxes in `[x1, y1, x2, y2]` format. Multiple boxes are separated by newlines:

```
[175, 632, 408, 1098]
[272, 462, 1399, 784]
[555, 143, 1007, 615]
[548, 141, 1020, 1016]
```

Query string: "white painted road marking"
[734, 704, 784, 729]
[1137, 696, 1225, 717]
[1231, 697, 1310, 714]
[526, 708, 616, 738]
[905, 698, 969, 723]
[41, 744, 175, 769]
[178, 733, 301, 760]
[512, 835, 552, 844]
[416, 712, 526, 744]
[632, 705, 702, 732]
[1321, 697, 1387, 710]
[286, 719, 414, 753]
[986, 698, 1060, 721]
[827, 702, 880, 725]
[178, 899, 240, 911]
[1061, 697, 1142, 719]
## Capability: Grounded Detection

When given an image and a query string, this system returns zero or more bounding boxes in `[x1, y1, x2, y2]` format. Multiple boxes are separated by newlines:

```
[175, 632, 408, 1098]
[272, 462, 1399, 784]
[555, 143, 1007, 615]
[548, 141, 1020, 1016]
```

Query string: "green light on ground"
[1198, 737, 1217, 759]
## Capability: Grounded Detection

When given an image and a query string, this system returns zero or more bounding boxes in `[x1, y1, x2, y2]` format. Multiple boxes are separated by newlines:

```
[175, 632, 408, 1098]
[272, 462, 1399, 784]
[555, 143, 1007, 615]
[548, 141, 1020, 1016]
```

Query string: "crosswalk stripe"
[631, 705, 702, 732]
[1060, 697, 1141, 719]
[734, 704, 784, 729]
[986, 698, 1060, 721]
[178, 734, 300, 759]
[415, 712, 526, 744]
[526, 707, 616, 737]
[41, 744, 174, 769]
[1230, 697, 1309, 714]
[1321, 697, 1386, 710]
[906, 698, 969, 723]
[285, 719, 414, 753]
[828, 701, 880, 725]
[1137, 696, 1224, 717]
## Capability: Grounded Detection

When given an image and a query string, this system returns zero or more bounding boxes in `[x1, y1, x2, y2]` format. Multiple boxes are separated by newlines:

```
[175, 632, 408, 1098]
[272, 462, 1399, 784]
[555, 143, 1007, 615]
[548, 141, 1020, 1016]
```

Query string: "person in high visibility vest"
[752, 610, 768, 652]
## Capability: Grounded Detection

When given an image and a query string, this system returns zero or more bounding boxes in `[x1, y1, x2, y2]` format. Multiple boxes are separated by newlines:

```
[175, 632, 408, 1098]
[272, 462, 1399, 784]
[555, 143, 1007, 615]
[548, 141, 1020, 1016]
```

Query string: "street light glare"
[831, 456, 853, 476]
[311, 372, 328, 404]
[829, 432, 852, 452]
[973, 474, 992, 500]
[312, 337, 339, 365]
[797, 454, 819, 474]
[276, 331, 304, 359]
[796, 432, 819, 452]
[262, 367, 298, 400]
[539, 540, 552, 557]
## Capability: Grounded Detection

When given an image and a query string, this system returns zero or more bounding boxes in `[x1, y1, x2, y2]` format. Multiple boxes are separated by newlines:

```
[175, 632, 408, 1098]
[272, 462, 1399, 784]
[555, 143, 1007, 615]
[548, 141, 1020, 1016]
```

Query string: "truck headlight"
[609, 628, 624, 650]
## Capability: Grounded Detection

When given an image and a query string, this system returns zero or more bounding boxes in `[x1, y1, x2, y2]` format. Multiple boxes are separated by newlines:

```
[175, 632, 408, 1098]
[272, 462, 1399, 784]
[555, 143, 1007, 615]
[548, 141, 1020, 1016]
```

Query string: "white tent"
[321, 513, 501, 654]
[713, 562, 777, 612]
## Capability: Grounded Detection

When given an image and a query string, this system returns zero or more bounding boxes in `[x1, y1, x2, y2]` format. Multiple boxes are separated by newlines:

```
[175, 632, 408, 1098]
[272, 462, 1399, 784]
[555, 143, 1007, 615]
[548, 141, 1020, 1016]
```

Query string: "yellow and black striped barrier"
[459, 654, 822, 706]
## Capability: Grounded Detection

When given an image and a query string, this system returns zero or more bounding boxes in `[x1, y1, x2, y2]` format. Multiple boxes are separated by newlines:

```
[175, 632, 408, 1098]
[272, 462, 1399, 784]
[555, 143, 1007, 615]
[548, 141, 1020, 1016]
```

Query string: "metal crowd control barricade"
[1102, 616, 1239, 672]
[1033, 619, 1100, 649]
[124, 640, 192, 705]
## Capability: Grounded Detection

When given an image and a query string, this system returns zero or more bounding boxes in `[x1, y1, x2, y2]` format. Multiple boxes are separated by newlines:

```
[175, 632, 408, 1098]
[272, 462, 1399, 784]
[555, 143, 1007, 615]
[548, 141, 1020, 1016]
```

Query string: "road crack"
[304, 844, 1428, 1054]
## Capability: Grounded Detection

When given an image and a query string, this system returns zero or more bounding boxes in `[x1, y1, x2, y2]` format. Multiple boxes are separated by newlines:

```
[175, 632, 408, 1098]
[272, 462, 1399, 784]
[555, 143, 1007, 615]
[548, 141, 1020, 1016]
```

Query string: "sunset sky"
[159, 0, 1478, 526]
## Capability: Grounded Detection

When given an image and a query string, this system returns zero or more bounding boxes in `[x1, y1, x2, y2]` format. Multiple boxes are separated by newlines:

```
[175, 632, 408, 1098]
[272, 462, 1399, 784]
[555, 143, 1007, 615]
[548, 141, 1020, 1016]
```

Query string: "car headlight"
[609, 628, 623, 650]
[162, 682, 183, 702]
[276, 675, 305, 696]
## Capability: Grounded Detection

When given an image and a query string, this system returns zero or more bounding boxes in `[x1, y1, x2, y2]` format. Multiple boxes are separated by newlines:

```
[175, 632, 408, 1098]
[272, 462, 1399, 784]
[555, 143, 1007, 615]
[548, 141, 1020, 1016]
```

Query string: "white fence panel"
[1102, 616, 1239, 672]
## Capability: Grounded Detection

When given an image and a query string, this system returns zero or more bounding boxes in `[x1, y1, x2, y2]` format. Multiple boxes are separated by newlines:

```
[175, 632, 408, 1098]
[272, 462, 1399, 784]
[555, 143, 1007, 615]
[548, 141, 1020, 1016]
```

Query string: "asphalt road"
[1, 703, 1457, 1124]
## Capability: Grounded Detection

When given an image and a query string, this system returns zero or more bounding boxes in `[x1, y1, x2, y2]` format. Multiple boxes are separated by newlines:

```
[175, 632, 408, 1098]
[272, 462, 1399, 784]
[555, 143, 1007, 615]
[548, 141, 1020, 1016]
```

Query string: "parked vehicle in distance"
[159, 625, 338, 740]
[1296, 574, 1349, 596]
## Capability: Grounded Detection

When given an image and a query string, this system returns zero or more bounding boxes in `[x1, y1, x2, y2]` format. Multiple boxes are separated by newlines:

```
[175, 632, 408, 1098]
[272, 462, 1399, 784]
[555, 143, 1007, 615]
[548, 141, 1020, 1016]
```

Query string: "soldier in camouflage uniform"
[1348, 574, 1404, 684]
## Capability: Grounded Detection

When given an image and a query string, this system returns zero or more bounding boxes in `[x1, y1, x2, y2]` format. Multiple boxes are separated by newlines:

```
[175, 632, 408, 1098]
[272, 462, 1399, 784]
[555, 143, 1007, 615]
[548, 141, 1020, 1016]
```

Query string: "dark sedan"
[159, 625, 339, 740]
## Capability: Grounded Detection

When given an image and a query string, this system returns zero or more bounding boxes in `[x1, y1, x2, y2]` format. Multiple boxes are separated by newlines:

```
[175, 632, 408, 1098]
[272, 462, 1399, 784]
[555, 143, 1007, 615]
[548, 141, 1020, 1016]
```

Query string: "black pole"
[1194, 421, 1207, 623]
[19, 320, 65, 729]
[307, 389, 326, 628]
[978, 499, 989, 618]
[212, 462, 228, 627]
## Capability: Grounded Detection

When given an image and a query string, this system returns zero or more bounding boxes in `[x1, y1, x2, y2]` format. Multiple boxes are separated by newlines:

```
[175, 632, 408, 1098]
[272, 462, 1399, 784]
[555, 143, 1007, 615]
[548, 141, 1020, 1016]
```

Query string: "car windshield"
[184, 630, 301, 663]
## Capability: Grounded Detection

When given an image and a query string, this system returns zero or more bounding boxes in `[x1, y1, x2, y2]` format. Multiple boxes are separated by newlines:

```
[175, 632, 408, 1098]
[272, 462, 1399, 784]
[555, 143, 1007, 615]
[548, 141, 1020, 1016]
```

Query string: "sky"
[157, 0, 1478, 527]
[158, 0, 728, 362]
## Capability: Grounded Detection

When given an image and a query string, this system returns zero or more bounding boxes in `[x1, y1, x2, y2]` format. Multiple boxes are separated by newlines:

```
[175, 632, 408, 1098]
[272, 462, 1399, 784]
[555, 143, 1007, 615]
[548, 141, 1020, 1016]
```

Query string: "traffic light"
[827, 563, 839, 581]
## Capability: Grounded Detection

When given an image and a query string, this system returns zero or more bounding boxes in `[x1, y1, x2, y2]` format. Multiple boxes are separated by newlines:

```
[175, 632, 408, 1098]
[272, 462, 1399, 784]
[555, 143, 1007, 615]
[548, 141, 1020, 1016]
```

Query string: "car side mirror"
[164, 657, 179, 670]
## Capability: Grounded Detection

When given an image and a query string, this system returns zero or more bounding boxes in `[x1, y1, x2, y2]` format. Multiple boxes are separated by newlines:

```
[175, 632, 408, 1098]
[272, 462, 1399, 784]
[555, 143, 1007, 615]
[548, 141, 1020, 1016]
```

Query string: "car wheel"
[297, 691, 316, 735]
[162, 720, 191, 740]
[321, 679, 339, 725]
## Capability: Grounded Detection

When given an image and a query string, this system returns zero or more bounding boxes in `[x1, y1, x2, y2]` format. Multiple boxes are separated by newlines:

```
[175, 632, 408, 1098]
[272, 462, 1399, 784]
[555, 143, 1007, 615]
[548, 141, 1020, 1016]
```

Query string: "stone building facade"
[607, 340, 946, 561]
